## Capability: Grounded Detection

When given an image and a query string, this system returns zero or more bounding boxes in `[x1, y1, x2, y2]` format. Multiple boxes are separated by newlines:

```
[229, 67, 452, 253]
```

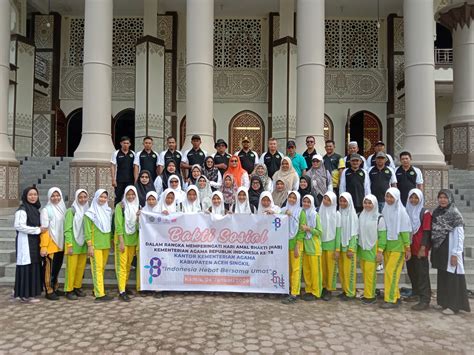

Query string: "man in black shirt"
[158, 136, 182, 176]
[181, 135, 208, 178]
[368, 152, 397, 212]
[235, 136, 259, 174]
[395, 151, 424, 206]
[340, 154, 371, 213]
[302, 135, 318, 169]
[133, 136, 159, 182]
[111, 136, 135, 205]
[323, 140, 345, 196]
[213, 139, 231, 175]
[259, 137, 284, 178]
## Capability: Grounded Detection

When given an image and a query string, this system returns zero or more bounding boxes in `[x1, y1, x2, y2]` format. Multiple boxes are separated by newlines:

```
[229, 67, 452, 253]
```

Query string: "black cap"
[214, 139, 228, 149]
[350, 153, 362, 161]
[375, 151, 387, 159]
[375, 141, 385, 146]
[287, 140, 296, 148]
[191, 135, 201, 141]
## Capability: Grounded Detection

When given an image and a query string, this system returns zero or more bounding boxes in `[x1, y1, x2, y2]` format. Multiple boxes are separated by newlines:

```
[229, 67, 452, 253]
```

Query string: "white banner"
[139, 212, 289, 294]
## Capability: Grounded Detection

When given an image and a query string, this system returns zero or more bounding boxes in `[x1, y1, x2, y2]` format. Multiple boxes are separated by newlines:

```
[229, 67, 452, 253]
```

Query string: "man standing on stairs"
[395, 151, 424, 206]
[111, 137, 135, 205]
[133, 136, 160, 183]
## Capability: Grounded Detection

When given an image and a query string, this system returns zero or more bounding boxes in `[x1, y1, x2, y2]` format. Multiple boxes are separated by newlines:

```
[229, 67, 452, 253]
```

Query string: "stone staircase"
[0, 166, 473, 289]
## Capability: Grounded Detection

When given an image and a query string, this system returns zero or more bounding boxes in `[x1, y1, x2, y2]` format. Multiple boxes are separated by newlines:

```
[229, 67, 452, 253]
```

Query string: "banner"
[139, 212, 289, 294]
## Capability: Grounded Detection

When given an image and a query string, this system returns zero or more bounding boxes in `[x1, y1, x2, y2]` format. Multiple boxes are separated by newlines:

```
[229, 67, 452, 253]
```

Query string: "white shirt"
[14, 210, 41, 266]
[343, 155, 368, 171]
[339, 168, 371, 196]
[447, 226, 465, 274]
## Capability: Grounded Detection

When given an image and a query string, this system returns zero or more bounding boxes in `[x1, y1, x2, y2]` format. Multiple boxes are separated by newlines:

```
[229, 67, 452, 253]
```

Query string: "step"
[0, 250, 15, 263]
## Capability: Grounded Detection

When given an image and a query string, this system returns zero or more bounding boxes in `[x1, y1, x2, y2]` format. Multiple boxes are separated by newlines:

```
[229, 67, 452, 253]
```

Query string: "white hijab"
[339, 192, 359, 247]
[406, 188, 424, 234]
[121, 185, 139, 234]
[359, 194, 380, 250]
[281, 191, 302, 237]
[258, 191, 281, 215]
[142, 191, 160, 213]
[167, 174, 186, 204]
[71, 189, 89, 246]
[234, 187, 252, 214]
[197, 176, 213, 211]
[319, 191, 338, 243]
[157, 188, 177, 213]
[44, 187, 67, 248]
[382, 188, 412, 241]
[210, 191, 226, 216]
[302, 194, 318, 240]
[182, 185, 201, 213]
[85, 189, 112, 233]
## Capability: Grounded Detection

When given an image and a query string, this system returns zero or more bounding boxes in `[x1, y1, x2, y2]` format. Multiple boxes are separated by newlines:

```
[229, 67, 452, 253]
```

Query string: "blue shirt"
[289, 153, 307, 177]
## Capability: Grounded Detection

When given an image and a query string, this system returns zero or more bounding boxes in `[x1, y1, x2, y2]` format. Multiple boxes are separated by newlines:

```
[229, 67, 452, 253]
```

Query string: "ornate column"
[70, 0, 115, 203]
[437, 2, 474, 170]
[182, 0, 214, 153]
[403, 0, 447, 207]
[0, 0, 19, 208]
[295, 0, 325, 153]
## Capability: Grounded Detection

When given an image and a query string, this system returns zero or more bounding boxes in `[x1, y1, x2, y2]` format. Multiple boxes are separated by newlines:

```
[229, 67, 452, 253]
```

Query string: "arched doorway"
[346, 111, 382, 157]
[324, 114, 334, 142]
[229, 110, 264, 155]
[113, 108, 135, 150]
[179, 116, 217, 149]
[66, 108, 83, 157]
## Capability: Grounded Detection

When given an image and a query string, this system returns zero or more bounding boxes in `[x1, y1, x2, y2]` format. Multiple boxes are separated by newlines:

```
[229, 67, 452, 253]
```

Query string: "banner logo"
[144, 257, 162, 284]
[271, 270, 285, 289]
[272, 217, 282, 231]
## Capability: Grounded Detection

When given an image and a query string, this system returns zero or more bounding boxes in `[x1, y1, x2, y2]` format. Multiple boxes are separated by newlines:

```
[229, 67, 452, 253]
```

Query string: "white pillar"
[183, 0, 214, 153]
[0, 0, 16, 161]
[295, 0, 325, 153]
[144, 0, 158, 37]
[279, 0, 294, 39]
[73, 0, 114, 161]
[403, 0, 445, 165]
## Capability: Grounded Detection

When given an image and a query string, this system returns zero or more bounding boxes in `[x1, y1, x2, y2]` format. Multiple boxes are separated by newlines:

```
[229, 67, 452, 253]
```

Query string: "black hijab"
[431, 189, 464, 249]
[18, 187, 41, 228]
[135, 170, 155, 207]
[161, 159, 183, 190]
[298, 175, 317, 205]
[248, 176, 263, 209]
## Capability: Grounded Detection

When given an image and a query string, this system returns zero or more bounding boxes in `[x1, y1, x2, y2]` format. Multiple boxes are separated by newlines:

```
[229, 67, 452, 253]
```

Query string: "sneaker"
[55, 289, 65, 297]
[66, 292, 78, 301]
[302, 293, 318, 302]
[95, 295, 113, 302]
[404, 295, 419, 303]
[337, 292, 346, 299]
[361, 297, 377, 305]
[322, 290, 332, 301]
[118, 292, 131, 302]
[341, 294, 354, 302]
[281, 295, 298, 304]
[412, 302, 429, 311]
[376, 264, 384, 272]
[74, 288, 86, 297]
[433, 304, 445, 310]
[380, 302, 399, 309]
[45, 292, 59, 301]
[28, 297, 40, 303]
[125, 288, 134, 296]
[442, 308, 456, 315]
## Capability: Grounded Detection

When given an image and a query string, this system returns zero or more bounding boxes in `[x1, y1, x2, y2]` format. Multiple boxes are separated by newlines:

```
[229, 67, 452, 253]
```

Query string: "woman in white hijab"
[338, 192, 359, 301]
[114, 185, 140, 302]
[40, 187, 67, 300]
[142, 191, 160, 213]
[318, 191, 341, 301]
[380, 187, 412, 309]
[166, 174, 186, 204]
[232, 187, 255, 214]
[63, 189, 89, 300]
[84, 189, 113, 301]
[157, 189, 178, 215]
[257, 191, 281, 215]
[181, 185, 202, 213]
[197, 176, 213, 211]
[208, 191, 226, 216]
[358, 194, 386, 305]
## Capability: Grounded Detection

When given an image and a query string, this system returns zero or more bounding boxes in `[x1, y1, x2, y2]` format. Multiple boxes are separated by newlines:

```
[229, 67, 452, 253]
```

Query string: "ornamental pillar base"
[0, 160, 19, 208]
[418, 164, 449, 209]
[444, 123, 474, 170]
[69, 161, 114, 206]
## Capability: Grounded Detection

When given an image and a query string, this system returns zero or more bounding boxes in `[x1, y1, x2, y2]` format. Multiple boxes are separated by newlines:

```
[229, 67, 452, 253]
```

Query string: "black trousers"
[406, 256, 431, 304]
[115, 182, 133, 205]
[42, 251, 64, 295]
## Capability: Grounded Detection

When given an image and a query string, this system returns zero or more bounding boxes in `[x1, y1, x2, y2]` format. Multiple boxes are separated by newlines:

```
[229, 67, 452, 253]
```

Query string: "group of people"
[12, 134, 470, 315]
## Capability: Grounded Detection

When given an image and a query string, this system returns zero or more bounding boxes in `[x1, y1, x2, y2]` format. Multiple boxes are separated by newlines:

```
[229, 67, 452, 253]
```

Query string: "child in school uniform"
[257, 191, 281, 214]
[281, 191, 303, 304]
[114, 185, 140, 302]
[358, 194, 386, 305]
[232, 187, 256, 214]
[319, 191, 341, 301]
[181, 185, 202, 213]
[84, 189, 113, 302]
[63, 189, 89, 300]
[379, 187, 412, 309]
[301, 195, 323, 301]
[338, 192, 359, 301]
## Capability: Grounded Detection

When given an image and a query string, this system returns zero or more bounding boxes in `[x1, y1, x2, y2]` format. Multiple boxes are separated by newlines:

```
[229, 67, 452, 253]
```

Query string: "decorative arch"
[346, 110, 382, 157]
[324, 114, 334, 142]
[66, 108, 83, 157]
[113, 108, 135, 150]
[179, 116, 217, 149]
[228, 110, 264, 155]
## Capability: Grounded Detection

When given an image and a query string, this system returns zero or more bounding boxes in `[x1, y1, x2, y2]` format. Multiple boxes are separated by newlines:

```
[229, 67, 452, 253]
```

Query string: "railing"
[434, 48, 453, 65]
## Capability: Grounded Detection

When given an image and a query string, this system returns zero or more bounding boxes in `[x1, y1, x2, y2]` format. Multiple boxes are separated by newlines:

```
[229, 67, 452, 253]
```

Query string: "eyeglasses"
[252, 181, 260, 185]
[306, 140, 314, 144]
[170, 180, 179, 184]
[140, 175, 149, 178]
[230, 160, 238, 163]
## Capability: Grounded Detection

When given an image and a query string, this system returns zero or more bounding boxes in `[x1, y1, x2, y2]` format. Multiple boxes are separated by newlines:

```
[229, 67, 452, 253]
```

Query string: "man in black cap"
[158, 136, 182, 176]
[111, 136, 135, 205]
[302, 135, 318, 170]
[339, 153, 371, 213]
[181, 135, 208, 178]
[368, 152, 397, 212]
[259, 137, 284, 178]
[235, 136, 259, 174]
[212, 139, 231, 175]
[367, 141, 395, 169]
